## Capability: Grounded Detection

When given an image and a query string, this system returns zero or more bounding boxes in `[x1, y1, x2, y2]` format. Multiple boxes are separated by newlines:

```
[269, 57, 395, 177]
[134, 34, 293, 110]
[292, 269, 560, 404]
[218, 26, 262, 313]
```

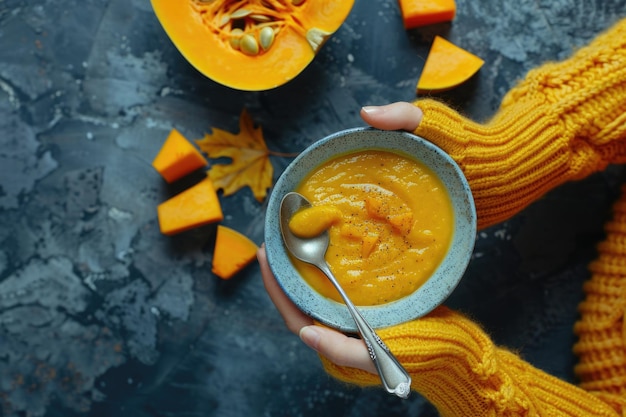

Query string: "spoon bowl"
[278, 192, 329, 266]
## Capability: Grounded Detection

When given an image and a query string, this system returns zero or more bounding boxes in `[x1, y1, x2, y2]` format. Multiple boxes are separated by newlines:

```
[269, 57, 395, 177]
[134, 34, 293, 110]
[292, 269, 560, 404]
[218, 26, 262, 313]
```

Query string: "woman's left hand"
[257, 246, 376, 374]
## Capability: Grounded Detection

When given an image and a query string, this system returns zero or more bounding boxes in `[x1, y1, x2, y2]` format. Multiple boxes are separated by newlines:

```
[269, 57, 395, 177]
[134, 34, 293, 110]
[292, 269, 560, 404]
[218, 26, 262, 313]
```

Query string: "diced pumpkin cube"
[212, 225, 259, 279]
[365, 195, 389, 219]
[398, 0, 456, 29]
[361, 232, 380, 258]
[389, 212, 414, 235]
[157, 177, 223, 235]
[152, 128, 208, 183]
[417, 36, 484, 93]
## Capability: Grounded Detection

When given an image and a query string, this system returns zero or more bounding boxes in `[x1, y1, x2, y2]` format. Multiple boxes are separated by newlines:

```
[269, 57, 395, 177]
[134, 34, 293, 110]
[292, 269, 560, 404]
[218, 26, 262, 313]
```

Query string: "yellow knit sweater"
[321, 18, 626, 417]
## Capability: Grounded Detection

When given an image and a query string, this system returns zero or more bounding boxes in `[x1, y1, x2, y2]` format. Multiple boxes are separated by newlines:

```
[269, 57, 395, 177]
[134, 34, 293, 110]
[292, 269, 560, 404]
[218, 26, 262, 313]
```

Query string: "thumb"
[361, 102, 423, 131]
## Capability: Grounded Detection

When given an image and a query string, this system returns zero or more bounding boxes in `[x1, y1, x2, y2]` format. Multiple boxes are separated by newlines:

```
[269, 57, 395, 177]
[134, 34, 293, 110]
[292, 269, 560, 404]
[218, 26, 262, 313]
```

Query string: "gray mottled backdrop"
[1, 0, 625, 416]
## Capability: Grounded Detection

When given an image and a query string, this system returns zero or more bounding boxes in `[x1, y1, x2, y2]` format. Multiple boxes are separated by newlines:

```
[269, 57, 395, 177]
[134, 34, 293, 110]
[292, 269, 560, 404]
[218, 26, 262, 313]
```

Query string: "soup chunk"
[289, 205, 342, 238]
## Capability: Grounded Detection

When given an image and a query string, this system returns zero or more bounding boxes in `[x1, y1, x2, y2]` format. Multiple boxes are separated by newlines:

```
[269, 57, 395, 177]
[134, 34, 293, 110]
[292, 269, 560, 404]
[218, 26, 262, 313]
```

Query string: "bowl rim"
[264, 127, 476, 332]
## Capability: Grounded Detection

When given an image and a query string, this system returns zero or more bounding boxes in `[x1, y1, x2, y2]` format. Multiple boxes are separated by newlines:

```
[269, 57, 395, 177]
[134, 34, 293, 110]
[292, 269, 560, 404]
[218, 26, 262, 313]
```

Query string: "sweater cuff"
[412, 99, 472, 163]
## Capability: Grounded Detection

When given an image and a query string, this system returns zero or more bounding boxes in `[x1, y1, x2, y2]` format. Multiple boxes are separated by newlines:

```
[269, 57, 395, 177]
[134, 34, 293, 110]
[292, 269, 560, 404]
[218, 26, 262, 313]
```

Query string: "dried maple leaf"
[196, 109, 273, 202]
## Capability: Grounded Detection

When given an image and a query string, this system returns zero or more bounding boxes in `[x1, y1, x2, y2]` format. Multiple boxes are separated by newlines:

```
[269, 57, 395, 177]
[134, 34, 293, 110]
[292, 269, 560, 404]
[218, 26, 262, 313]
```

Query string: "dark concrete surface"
[1, 0, 625, 416]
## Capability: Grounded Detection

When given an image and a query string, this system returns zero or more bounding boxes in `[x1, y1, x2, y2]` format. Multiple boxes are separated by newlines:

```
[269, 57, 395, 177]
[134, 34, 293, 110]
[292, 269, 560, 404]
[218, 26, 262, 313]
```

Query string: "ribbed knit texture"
[319, 18, 626, 417]
[413, 18, 626, 230]
[573, 185, 626, 416]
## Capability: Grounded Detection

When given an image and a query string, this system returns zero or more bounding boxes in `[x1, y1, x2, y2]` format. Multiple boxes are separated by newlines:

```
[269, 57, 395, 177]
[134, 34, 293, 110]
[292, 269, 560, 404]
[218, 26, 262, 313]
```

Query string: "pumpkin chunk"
[417, 36, 484, 93]
[152, 129, 208, 183]
[212, 225, 259, 279]
[361, 232, 380, 258]
[398, 0, 456, 29]
[157, 177, 224, 235]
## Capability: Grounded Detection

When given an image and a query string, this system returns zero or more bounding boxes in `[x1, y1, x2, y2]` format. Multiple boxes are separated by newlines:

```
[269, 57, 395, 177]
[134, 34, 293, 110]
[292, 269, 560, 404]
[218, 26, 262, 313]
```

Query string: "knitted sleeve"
[413, 18, 626, 230]
[320, 307, 621, 417]
[573, 184, 626, 414]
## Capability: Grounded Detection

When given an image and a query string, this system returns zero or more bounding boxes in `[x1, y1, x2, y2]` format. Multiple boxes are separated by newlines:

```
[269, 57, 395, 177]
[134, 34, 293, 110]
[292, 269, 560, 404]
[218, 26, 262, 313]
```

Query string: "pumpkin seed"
[259, 26, 275, 51]
[229, 28, 244, 50]
[292, 0, 305, 5]
[230, 8, 251, 19]
[240, 34, 259, 55]
[219, 15, 230, 27]
[250, 14, 271, 22]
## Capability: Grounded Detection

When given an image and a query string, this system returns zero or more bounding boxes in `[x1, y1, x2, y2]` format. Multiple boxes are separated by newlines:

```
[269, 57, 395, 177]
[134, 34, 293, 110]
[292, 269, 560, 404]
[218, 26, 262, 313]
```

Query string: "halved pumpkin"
[151, 0, 355, 91]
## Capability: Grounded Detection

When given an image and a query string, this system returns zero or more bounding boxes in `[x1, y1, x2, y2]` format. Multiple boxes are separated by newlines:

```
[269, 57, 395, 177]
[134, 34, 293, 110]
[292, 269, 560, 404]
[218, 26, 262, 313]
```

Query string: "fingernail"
[299, 326, 321, 351]
[361, 106, 384, 115]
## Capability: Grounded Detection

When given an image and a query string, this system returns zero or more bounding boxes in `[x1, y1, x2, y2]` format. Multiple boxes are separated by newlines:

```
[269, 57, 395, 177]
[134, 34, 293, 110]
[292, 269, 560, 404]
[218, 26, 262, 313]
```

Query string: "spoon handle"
[317, 262, 412, 399]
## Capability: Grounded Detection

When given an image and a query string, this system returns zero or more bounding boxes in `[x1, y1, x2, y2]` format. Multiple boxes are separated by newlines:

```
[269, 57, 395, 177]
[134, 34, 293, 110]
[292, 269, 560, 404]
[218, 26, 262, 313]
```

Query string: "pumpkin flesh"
[212, 225, 259, 279]
[398, 0, 456, 29]
[417, 36, 484, 93]
[152, 128, 208, 183]
[157, 177, 224, 235]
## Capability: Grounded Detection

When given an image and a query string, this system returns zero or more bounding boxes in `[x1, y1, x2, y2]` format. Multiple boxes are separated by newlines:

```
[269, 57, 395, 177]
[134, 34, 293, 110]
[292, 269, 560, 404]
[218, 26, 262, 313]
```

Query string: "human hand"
[257, 245, 377, 374]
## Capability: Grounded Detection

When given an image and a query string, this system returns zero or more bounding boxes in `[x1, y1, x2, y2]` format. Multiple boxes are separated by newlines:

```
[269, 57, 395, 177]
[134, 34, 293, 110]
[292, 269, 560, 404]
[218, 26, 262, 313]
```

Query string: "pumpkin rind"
[151, 0, 355, 91]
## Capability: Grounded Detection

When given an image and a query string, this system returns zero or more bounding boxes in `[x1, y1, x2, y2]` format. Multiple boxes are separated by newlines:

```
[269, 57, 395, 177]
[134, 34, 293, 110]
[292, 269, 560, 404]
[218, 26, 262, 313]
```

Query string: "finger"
[360, 102, 423, 131]
[257, 245, 314, 334]
[300, 325, 377, 374]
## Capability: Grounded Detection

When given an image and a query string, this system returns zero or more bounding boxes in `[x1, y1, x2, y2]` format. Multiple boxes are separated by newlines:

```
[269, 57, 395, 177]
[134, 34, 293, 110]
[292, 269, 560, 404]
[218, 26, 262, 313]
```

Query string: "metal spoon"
[279, 191, 412, 399]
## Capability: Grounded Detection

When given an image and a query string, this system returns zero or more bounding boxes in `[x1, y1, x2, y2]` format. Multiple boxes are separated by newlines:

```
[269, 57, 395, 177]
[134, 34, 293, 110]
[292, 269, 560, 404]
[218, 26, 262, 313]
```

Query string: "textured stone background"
[0, 0, 625, 416]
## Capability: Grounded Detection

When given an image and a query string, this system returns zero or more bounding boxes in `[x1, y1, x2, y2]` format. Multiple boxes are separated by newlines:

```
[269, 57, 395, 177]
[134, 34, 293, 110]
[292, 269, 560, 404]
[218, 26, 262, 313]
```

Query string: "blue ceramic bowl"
[264, 127, 476, 332]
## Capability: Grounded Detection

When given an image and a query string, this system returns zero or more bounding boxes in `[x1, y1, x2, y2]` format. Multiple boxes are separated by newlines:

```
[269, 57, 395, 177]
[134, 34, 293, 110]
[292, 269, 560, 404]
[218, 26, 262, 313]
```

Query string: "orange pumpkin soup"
[290, 149, 454, 306]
